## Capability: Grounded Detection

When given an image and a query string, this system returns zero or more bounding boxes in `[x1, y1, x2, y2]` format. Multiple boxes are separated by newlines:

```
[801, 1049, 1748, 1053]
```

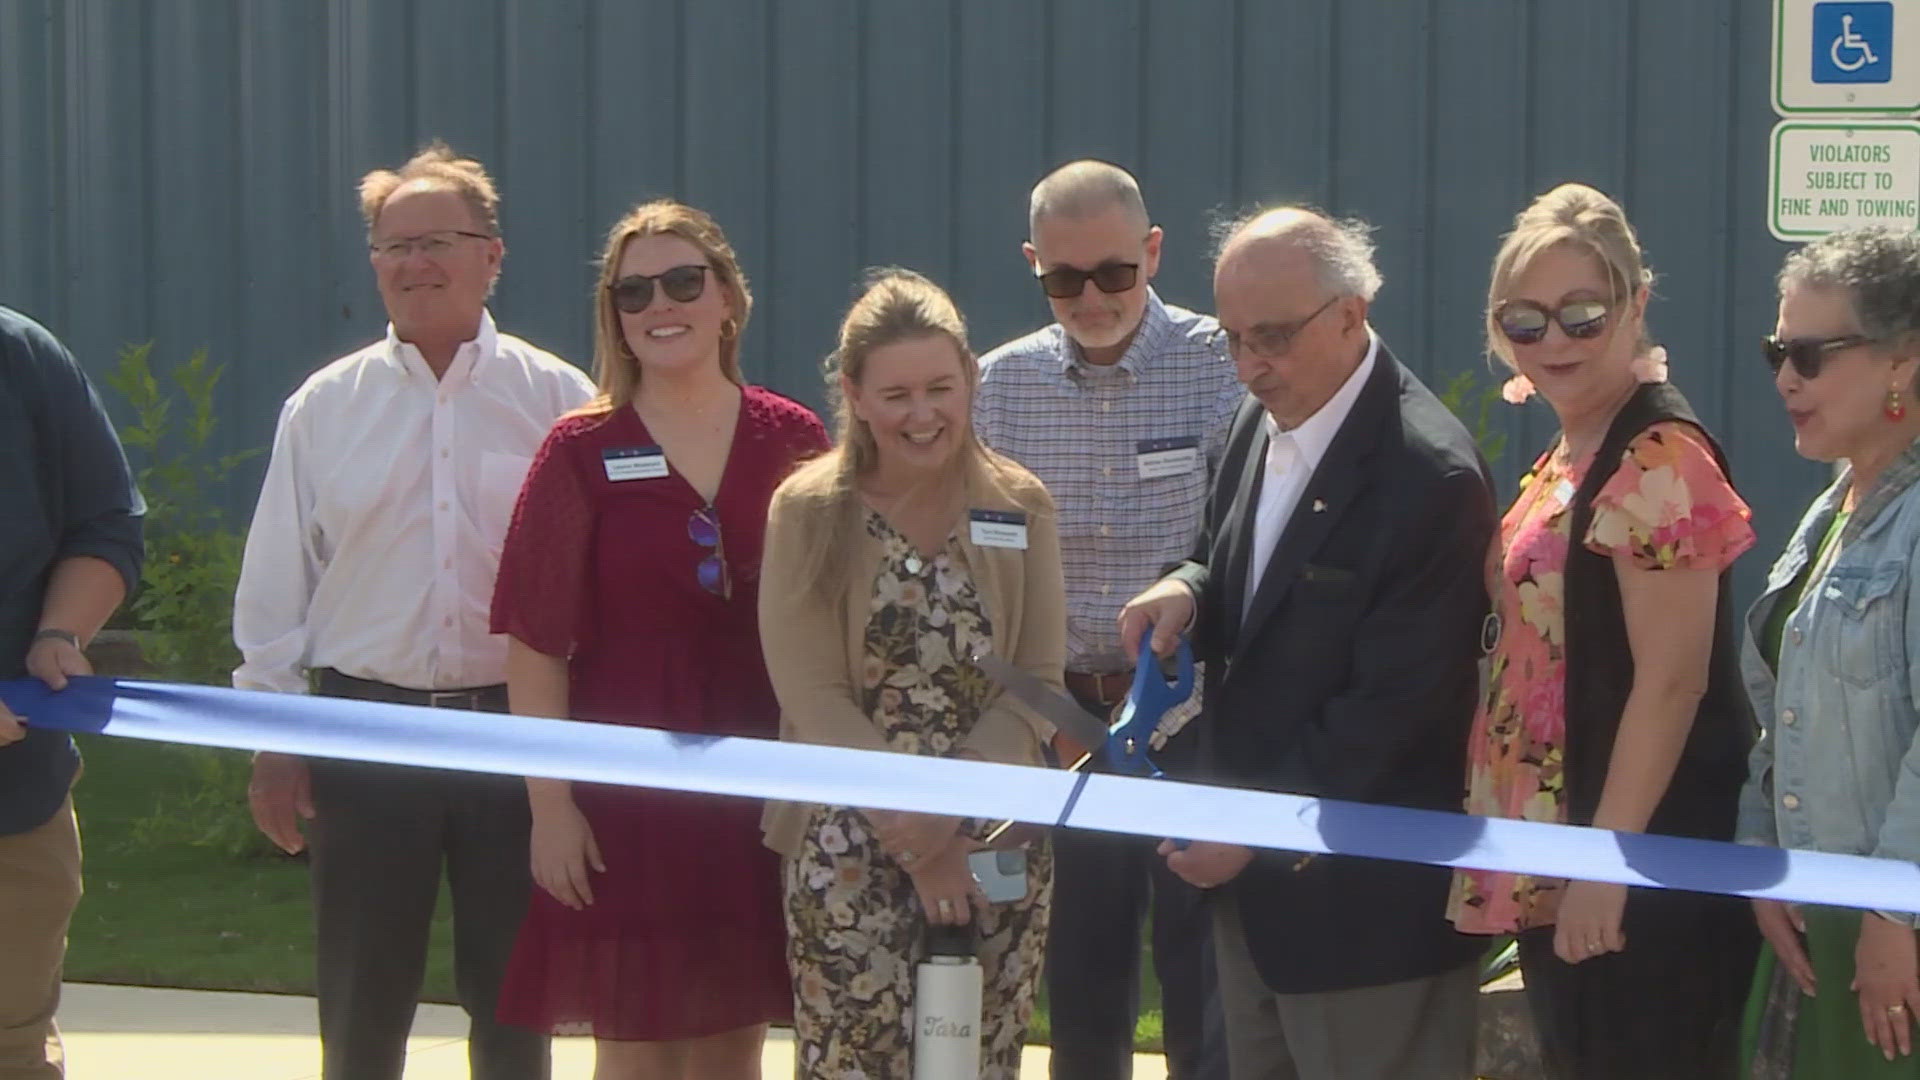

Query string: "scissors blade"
[971, 651, 1111, 755]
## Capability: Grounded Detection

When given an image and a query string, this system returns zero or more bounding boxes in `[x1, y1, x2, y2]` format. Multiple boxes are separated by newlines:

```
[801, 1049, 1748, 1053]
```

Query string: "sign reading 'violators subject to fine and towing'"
[1769, 121, 1920, 239]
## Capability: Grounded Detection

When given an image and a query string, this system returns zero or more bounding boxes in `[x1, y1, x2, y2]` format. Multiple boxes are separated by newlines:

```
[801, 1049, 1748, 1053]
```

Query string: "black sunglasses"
[1493, 298, 1611, 345]
[1036, 261, 1140, 299]
[609, 264, 710, 313]
[688, 506, 730, 599]
[1762, 334, 1875, 379]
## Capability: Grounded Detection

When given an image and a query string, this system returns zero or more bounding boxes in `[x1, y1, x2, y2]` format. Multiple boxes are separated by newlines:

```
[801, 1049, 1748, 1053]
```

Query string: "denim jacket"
[1739, 440, 1920, 923]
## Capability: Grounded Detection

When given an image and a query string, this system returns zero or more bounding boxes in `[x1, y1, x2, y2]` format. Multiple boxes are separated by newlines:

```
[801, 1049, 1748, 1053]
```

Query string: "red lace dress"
[490, 386, 828, 1039]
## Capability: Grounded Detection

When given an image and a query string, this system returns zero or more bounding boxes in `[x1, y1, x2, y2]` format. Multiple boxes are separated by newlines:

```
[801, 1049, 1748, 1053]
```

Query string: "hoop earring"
[1889, 386, 1908, 421]
[720, 318, 739, 340]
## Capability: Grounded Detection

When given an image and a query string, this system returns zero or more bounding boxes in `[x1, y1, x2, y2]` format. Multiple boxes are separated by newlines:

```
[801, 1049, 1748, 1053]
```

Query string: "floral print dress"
[784, 511, 1053, 1079]
[1448, 422, 1755, 933]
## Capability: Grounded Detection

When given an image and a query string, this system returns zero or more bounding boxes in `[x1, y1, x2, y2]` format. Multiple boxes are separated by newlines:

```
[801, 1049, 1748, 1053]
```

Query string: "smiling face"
[1774, 281, 1916, 464]
[843, 333, 972, 481]
[1496, 241, 1644, 420]
[613, 232, 733, 379]
[369, 181, 501, 343]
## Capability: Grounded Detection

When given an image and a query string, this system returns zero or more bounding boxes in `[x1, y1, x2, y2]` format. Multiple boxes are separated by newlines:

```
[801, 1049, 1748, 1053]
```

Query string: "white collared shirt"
[1245, 329, 1380, 610]
[233, 311, 595, 694]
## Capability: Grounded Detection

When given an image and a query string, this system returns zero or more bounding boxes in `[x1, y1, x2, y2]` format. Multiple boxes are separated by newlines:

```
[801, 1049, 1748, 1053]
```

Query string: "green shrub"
[1438, 367, 1510, 466]
[103, 342, 269, 858]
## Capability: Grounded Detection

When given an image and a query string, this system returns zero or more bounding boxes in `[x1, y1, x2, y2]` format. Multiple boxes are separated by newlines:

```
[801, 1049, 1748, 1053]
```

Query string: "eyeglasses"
[1208, 296, 1340, 359]
[1762, 333, 1876, 379]
[368, 230, 495, 260]
[609, 265, 710, 313]
[1493, 298, 1611, 345]
[688, 506, 731, 599]
[1035, 261, 1141, 299]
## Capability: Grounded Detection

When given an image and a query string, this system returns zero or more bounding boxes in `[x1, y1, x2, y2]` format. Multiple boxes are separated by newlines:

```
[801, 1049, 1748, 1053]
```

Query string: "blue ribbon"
[5, 676, 1919, 914]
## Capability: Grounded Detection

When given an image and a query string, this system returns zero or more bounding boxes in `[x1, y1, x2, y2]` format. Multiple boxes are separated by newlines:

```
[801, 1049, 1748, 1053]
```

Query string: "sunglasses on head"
[1761, 334, 1875, 379]
[1494, 297, 1612, 345]
[1036, 261, 1140, 299]
[687, 506, 731, 599]
[609, 264, 710, 314]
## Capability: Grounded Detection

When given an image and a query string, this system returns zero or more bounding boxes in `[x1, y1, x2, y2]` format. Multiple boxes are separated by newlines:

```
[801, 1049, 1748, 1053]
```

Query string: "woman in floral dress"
[758, 269, 1066, 1078]
[1447, 184, 1759, 1079]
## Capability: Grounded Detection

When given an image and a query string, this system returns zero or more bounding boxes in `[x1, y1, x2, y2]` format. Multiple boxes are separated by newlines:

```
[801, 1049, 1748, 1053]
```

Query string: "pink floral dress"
[1447, 422, 1755, 934]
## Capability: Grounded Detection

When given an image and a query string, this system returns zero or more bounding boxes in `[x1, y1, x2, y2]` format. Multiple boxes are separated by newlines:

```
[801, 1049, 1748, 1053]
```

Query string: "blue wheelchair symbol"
[1813, 2, 1893, 84]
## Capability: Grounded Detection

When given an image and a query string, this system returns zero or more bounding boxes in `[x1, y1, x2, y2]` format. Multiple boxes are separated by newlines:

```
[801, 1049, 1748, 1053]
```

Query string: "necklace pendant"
[905, 555, 924, 575]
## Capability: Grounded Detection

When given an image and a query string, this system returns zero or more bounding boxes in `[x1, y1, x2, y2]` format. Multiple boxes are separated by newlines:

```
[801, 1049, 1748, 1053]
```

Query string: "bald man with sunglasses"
[973, 160, 1239, 1080]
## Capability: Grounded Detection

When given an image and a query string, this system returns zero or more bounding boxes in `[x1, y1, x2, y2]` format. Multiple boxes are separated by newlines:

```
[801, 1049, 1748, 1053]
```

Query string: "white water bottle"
[913, 923, 982, 1079]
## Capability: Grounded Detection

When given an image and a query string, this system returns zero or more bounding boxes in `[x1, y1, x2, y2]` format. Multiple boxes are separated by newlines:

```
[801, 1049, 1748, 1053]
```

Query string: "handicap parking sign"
[1813, 1, 1894, 84]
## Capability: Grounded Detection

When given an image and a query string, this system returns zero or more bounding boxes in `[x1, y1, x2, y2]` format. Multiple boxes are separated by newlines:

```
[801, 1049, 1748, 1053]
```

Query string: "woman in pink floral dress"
[1447, 184, 1760, 1079]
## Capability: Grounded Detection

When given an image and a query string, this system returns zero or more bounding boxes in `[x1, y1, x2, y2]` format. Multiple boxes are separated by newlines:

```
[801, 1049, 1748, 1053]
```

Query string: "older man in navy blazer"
[1121, 207, 1495, 1080]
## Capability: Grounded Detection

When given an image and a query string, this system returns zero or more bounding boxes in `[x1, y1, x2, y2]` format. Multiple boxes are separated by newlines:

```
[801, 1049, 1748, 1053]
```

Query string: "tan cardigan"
[757, 454, 1067, 858]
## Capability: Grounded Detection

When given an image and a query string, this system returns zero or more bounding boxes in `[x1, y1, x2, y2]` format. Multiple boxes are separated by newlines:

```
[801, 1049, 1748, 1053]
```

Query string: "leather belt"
[1063, 669, 1130, 708]
[314, 669, 508, 712]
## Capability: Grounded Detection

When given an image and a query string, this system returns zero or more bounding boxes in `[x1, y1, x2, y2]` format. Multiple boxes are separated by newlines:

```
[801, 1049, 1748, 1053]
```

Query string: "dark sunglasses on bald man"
[1761, 333, 1875, 379]
[1493, 297, 1611, 345]
[609, 264, 710, 313]
[1036, 261, 1140, 299]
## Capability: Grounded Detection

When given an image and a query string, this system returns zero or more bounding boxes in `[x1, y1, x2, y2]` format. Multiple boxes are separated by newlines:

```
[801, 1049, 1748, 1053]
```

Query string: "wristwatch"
[32, 629, 81, 650]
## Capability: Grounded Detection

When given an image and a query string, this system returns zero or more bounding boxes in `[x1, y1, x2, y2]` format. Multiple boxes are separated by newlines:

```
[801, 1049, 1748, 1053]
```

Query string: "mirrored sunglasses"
[1494, 298, 1611, 345]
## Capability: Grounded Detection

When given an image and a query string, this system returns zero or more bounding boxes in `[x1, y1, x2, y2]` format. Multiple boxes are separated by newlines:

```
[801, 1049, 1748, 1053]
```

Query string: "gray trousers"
[1212, 901, 1478, 1080]
[305, 673, 548, 1080]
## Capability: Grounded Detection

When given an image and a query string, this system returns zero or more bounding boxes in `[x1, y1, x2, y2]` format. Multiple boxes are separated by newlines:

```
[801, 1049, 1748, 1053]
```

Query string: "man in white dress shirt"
[234, 142, 593, 1080]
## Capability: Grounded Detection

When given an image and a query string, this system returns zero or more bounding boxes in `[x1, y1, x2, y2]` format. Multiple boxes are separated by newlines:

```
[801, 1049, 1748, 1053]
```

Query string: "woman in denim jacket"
[1741, 227, 1920, 1076]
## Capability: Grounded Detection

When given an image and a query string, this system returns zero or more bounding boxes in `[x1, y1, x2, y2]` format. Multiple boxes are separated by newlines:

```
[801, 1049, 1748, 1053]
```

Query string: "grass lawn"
[63, 733, 1167, 1049]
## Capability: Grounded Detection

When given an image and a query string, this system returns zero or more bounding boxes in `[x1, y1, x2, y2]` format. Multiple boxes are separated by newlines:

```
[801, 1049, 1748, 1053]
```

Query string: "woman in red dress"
[489, 199, 827, 1078]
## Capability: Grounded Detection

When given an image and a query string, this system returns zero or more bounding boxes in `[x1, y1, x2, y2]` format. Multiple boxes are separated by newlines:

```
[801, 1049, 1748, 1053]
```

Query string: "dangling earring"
[1889, 386, 1908, 421]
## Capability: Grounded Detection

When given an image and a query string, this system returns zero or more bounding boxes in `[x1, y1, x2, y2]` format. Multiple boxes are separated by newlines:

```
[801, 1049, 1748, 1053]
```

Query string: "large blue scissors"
[973, 638, 1195, 846]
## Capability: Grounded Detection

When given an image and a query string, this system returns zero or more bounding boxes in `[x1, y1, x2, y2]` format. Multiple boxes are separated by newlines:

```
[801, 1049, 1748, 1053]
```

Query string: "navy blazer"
[1168, 341, 1495, 994]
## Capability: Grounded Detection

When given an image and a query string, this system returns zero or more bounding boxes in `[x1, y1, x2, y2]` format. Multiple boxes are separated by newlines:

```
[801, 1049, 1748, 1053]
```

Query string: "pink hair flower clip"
[1500, 374, 1537, 404]
[1630, 346, 1670, 385]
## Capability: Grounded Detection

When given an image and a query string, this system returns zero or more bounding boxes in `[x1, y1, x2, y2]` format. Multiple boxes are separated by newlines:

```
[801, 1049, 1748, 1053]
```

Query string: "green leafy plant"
[1439, 367, 1510, 466]
[103, 342, 268, 858]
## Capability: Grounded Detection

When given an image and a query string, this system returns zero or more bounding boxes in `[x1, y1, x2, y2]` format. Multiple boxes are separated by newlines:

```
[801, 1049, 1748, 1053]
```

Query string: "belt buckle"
[426, 689, 475, 709]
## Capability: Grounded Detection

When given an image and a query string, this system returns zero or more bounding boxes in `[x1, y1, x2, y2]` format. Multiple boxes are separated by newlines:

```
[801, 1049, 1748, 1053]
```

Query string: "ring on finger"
[1892, 1004, 1909, 1015]
[937, 898, 954, 915]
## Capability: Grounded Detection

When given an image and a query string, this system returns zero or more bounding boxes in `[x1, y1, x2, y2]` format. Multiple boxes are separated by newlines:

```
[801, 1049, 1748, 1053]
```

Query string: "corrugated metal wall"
[0, 0, 1830, 600]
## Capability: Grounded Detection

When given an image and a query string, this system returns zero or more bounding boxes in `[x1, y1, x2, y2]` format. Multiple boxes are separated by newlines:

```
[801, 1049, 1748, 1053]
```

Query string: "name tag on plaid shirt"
[1135, 436, 1202, 480]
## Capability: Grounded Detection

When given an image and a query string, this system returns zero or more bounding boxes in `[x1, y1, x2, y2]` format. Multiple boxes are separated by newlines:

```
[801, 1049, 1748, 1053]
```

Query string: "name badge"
[969, 509, 1029, 550]
[1550, 479, 1575, 508]
[603, 445, 670, 482]
[1136, 436, 1202, 480]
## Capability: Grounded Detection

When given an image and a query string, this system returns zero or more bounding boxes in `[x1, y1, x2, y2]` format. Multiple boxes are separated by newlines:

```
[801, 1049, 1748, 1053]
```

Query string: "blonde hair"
[779, 268, 1001, 604]
[579, 200, 752, 415]
[358, 140, 501, 236]
[1486, 183, 1654, 367]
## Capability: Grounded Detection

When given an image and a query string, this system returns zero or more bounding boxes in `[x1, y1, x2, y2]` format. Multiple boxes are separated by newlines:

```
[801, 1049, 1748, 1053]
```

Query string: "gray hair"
[1779, 226, 1920, 349]
[1212, 206, 1383, 302]
[1029, 160, 1150, 237]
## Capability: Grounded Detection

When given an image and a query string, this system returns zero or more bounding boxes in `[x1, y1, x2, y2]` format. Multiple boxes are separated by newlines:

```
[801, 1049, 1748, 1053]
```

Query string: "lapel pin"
[1312, 498, 1327, 513]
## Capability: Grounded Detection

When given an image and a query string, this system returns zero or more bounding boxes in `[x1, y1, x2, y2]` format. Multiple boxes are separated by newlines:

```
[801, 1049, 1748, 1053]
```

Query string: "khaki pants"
[0, 798, 80, 1080]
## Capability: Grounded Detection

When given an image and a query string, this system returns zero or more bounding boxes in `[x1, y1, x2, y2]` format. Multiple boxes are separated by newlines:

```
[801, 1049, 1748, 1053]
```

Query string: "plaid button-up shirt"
[975, 291, 1244, 740]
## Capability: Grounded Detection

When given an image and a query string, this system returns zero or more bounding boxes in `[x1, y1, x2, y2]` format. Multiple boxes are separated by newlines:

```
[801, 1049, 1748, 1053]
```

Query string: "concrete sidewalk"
[54, 983, 1169, 1078]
